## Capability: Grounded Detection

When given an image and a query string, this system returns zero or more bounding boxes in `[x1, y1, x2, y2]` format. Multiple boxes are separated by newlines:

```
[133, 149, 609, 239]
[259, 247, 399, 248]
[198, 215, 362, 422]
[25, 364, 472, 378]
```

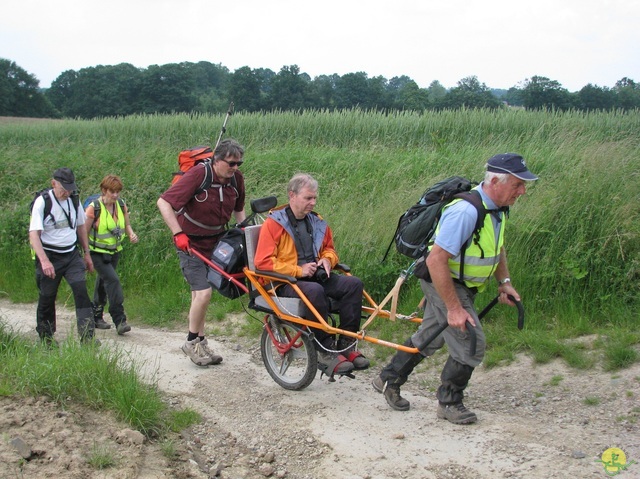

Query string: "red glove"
[173, 232, 191, 252]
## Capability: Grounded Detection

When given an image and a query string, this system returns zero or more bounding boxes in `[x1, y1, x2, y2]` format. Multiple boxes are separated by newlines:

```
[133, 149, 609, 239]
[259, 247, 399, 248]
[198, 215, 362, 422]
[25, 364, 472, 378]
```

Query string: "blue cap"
[486, 153, 538, 181]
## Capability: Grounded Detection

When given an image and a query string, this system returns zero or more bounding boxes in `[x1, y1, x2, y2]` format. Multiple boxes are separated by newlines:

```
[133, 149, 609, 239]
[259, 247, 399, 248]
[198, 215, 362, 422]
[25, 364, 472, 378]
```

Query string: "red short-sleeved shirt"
[160, 163, 245, 254]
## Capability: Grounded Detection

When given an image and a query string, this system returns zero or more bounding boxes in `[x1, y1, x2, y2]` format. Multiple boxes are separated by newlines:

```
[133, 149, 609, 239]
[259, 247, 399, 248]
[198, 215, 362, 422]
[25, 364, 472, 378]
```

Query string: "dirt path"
[1, 299, 638, 479]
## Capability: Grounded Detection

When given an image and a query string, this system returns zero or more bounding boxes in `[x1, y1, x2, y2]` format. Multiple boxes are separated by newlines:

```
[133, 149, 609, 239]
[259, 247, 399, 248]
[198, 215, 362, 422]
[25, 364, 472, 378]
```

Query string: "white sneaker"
[181, 338, 216, 366]
[199, 338, 223, 364]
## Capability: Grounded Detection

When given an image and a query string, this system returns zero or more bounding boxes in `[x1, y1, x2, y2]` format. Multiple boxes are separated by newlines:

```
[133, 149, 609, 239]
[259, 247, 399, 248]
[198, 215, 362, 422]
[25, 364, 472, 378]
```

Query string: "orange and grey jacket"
[254, 207, 339, 278]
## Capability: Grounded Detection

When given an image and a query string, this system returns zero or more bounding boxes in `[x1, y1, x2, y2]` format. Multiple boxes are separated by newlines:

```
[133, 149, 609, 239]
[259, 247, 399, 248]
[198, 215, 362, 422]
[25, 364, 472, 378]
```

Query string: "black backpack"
[30, 189, 80, 224]
[383, 176, 488, 261]
[206, 228, 247, 299]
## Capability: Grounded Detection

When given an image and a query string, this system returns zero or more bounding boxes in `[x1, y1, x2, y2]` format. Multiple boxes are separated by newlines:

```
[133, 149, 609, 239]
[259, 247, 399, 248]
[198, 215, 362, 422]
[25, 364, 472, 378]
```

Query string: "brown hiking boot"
[372, 375, 385, 393]
[116, 321, 131, 335]
[384, 385, 410, 411]
[437, 402, 477, 424]
[372, 376, 410, 411]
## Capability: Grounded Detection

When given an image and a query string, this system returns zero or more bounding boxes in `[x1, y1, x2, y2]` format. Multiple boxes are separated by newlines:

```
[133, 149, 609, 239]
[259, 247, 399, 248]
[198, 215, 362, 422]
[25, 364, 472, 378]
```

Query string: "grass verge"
[0, 321, 200, 439]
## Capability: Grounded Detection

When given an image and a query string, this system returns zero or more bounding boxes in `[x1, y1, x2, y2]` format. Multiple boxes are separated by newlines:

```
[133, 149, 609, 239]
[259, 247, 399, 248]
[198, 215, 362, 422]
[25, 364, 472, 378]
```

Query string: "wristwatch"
[499, 277, 511, 285]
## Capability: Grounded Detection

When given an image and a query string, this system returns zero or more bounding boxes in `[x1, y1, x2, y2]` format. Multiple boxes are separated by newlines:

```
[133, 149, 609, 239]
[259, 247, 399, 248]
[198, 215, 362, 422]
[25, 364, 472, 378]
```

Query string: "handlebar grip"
[478, 294, 525, 330]
[507, 294, 525, 330]
[467, 320, 477, 357]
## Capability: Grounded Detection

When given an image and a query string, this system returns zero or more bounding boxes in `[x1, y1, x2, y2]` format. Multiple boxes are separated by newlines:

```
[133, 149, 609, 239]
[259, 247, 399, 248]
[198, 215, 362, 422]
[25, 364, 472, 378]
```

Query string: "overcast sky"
[2, 0, 638, 92]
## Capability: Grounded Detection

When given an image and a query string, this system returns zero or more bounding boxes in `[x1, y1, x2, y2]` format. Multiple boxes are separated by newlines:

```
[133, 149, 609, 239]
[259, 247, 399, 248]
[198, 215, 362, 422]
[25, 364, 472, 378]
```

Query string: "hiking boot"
[317, 349, 354, 376]
[437, 402, 477, 424]
[372, 375, 410, 410]
[337, 338, 370, 370]
[372, 375, 385, 393]
[94, 318, 112, 330]
[81, 336, 101, 347]
[199, 338, 223, 365]
[116, 321, 131, 335]
[349, 352, 370, 370]
[384, 385, 410, 411]
[181, 338, 216, 366]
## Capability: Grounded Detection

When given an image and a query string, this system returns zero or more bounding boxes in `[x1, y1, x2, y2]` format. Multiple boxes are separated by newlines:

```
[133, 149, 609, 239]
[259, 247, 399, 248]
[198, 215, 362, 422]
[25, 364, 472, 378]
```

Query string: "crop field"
[1, 108, 638, 366]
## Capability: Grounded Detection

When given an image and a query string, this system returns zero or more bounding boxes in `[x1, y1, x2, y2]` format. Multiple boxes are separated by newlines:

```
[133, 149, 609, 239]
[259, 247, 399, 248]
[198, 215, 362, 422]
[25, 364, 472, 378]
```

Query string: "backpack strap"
[452, 190, 484, 283]
[42, 191, 52, 222]
[381, 214, 405, 263]
[35, 190, 77, 226]
[196, 160, 215, 195]
[194, 161, 238, 196]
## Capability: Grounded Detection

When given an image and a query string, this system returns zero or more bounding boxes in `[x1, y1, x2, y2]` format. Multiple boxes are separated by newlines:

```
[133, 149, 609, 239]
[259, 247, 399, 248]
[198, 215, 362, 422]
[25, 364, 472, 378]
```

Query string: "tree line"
[1, 58, 639, 119]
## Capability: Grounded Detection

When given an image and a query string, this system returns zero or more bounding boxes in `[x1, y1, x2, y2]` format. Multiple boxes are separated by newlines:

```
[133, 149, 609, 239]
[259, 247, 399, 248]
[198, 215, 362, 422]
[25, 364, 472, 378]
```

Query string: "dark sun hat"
[53, 167, 78, 192]
[486, 153, 538, 181]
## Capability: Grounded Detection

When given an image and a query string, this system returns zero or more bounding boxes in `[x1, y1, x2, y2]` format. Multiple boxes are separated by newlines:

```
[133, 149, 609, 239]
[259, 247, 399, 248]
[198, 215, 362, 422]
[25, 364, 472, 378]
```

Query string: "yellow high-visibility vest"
[88, 199, 126, 254]
[434, 197, 506, 292]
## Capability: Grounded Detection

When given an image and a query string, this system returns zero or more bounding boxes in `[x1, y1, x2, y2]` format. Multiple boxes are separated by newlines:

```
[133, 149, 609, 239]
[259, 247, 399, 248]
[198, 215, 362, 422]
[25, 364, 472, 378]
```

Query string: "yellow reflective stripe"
[450, 254, 500, 266]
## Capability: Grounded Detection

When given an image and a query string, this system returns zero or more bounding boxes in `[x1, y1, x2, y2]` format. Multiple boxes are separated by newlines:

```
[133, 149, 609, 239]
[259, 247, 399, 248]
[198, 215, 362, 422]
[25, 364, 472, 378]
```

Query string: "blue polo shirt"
[434, 183, 502, 257]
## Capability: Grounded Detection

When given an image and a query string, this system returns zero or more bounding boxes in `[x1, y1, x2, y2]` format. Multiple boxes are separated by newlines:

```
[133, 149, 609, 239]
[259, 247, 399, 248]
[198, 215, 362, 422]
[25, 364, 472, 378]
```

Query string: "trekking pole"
[214, 102, 234, 149]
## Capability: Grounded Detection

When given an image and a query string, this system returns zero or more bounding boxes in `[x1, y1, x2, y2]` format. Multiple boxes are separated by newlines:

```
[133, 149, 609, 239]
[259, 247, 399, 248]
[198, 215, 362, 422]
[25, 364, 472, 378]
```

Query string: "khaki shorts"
[178, 251, 211, 291]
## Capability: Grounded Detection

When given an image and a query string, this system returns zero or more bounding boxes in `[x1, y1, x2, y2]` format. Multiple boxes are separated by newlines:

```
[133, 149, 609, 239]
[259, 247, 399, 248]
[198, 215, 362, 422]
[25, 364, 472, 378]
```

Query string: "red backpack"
[172, 146, 215, 194]
[172, 145, 238, 197]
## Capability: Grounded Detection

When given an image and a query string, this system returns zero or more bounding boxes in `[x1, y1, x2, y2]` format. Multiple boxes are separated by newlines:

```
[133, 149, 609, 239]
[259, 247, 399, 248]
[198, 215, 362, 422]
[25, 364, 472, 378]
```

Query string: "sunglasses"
[221, 159, 243, 168]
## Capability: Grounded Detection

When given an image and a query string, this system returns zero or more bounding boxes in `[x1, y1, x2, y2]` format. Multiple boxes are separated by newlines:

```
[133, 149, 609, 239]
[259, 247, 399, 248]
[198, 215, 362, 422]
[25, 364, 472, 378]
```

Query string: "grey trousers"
[412, 280, 486, 367]
[380, 279, 486, 404]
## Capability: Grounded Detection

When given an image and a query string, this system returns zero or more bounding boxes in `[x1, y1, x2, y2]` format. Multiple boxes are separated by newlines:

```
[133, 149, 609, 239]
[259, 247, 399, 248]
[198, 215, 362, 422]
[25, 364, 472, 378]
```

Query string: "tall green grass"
[1, 108, 638, 366]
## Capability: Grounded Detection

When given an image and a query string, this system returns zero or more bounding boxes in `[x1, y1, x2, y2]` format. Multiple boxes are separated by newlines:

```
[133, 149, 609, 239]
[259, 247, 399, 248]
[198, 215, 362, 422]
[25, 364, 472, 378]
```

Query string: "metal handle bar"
[418, 320, 478, 356]
[477, 294, 525, 330]
[237, 195, 278, 228]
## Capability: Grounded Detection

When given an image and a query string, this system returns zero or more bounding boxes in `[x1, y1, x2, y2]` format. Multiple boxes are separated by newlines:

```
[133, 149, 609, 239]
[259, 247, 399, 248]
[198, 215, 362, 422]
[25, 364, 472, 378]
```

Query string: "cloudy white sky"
[2, 0, 638, 92]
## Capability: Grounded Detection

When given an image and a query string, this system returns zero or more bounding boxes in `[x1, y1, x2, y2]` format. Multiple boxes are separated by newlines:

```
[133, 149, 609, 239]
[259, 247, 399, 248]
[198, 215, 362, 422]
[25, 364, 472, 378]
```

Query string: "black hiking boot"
[92, 303, 111, 329]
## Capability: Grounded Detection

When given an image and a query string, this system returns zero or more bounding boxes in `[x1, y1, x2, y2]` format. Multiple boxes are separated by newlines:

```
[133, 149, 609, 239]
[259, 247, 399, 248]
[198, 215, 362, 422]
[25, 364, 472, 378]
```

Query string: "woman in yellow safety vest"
[85, 175, 138, 335]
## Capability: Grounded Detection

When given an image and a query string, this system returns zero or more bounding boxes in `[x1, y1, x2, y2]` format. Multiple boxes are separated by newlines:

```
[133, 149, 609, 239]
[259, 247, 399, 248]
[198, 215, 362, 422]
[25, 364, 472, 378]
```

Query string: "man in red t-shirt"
[157, 139, 246, 366]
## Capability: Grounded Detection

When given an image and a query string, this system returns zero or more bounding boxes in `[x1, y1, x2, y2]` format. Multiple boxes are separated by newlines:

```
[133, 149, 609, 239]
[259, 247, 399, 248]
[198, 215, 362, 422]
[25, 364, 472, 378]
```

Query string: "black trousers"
[91, 251, 126, 325]
[278, 273, 363, 345]
[35, 249, 93, 338]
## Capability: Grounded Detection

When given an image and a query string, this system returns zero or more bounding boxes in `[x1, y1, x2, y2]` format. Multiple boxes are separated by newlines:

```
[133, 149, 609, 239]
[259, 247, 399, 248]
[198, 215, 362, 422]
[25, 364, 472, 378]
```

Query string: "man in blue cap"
[373, 153, 538, 424]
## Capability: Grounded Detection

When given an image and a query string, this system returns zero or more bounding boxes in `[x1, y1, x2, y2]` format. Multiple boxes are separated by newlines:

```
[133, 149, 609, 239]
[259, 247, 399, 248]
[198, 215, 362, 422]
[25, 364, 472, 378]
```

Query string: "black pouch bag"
[207, 228, 247, 299]
[413, 254, 431, 282]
